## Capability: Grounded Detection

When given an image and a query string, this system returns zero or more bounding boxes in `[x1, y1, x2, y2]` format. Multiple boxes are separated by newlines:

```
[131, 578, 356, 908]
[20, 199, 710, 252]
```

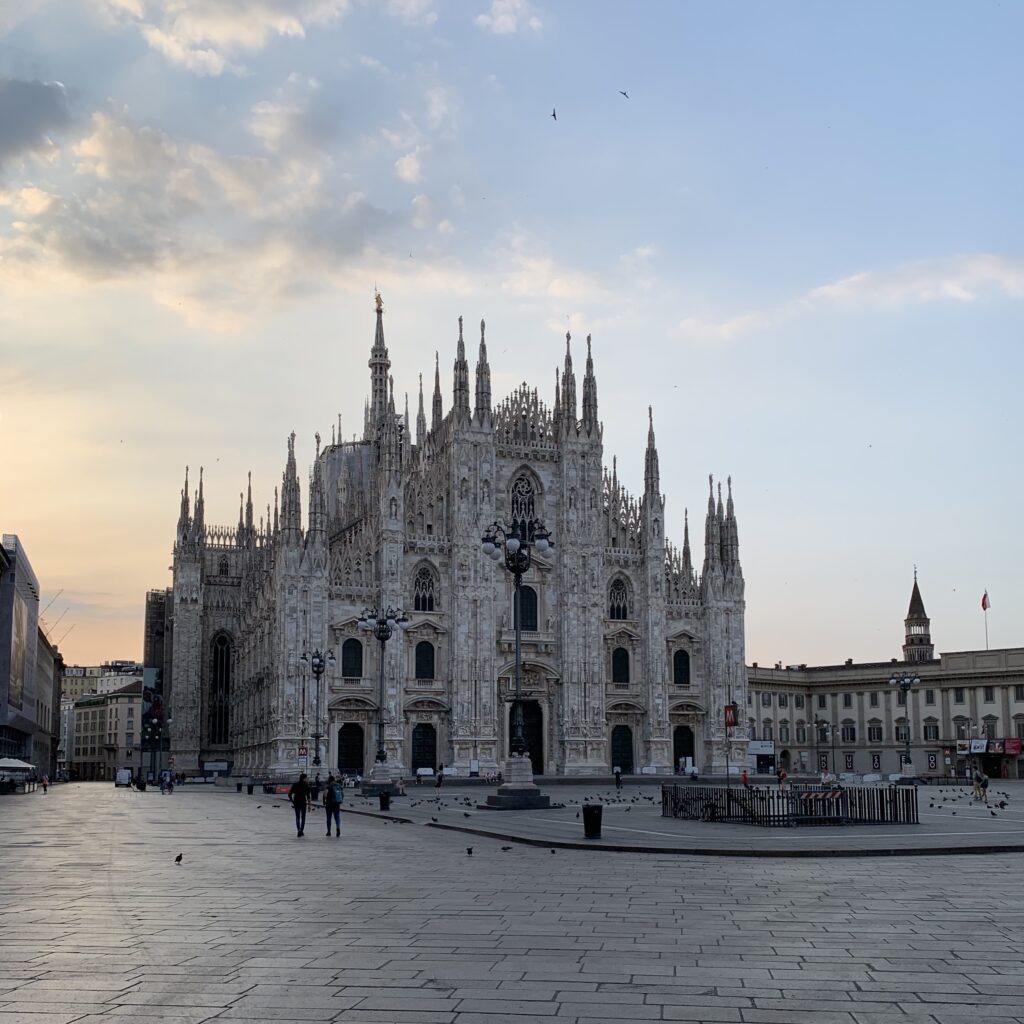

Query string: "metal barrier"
[661, 783, 918, 827]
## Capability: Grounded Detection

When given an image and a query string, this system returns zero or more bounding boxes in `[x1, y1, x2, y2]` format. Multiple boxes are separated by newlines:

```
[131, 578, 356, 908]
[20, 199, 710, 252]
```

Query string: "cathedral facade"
[167, 299, 748, 779]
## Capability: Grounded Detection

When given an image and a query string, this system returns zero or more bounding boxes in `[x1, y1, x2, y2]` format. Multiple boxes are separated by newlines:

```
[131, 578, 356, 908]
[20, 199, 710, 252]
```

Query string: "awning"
[0, 757, 36, 770]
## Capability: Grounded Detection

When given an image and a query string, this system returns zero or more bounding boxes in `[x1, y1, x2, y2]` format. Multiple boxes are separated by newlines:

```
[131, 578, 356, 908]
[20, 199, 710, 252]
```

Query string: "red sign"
[298, 746, 308, 756]
[724, 704, 737, 728]
[1004, 738, 1022, 756]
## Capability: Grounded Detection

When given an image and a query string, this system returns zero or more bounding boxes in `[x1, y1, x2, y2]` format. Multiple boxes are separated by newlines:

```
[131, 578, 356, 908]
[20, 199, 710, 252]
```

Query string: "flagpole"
[985, 608, 989, 651]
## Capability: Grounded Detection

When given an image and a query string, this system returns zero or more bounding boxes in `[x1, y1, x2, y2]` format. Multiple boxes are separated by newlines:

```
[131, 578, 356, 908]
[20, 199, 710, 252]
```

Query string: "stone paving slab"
[3, 783, 1024, 1024]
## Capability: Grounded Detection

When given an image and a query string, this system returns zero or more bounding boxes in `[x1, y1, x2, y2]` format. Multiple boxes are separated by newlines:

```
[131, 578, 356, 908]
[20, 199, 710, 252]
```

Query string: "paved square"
[2, 784, 1024, 1024]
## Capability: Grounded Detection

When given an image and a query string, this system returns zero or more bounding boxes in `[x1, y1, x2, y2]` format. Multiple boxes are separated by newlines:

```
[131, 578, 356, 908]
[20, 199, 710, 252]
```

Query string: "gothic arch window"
[209, 633, 231, 745]
[609, 578, 629, 620]
[414, 565, 436, 612]
[341, 638, 363, 679]
[673, 650, 691, 686]
[218, 557, 229, 576]
[612, 647, 630, 684]
[514, 585, 538, 632]
[415, 641, 435, 680]
[510, 474, 536, 541]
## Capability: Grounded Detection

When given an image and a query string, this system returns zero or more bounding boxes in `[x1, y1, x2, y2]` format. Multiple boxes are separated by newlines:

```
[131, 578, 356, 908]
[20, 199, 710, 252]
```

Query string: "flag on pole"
[982, 591, 990, 611]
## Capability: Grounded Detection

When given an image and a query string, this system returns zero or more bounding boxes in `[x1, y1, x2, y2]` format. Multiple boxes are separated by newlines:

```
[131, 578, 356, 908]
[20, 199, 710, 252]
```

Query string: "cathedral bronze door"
[515, 700, 544, 776]
[337, 724, 364, 774]
[411, 723, 437, 772]
[611, 725, 634, 774]
[673, 725, 695, 770]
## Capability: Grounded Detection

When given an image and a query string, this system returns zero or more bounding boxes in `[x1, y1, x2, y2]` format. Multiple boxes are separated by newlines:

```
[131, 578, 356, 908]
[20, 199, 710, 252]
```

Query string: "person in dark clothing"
[324, 774, 343, 837]
[312, 773, 322, 803]
[289, 773, 311, 837]
[435, 764, 445, 790]
[614, 768, 622, 790]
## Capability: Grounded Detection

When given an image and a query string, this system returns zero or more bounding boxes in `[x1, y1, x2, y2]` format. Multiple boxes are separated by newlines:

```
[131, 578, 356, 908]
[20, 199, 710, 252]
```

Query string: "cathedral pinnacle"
[561, 333, 577, 432]
[453, 316, 471, 421]
[432, 351, 443, 433]
[368, 294, 391, 432]
[416, 373, 426, 447]
[581, 333, 598, 436]
[644, 405, 660, 495]
[474, 316, 491, 424]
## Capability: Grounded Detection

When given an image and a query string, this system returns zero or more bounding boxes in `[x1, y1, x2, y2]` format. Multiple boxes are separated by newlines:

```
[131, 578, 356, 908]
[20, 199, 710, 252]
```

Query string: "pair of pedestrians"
[288, 772, 344, 838]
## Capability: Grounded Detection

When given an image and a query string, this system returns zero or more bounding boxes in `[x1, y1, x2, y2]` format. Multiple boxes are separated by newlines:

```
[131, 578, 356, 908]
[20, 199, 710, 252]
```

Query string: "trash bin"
[379, 791, 391, 811]
[582, 803, 602, 839]
[247, 784, 254, 795]
[236, 782, 243, 793]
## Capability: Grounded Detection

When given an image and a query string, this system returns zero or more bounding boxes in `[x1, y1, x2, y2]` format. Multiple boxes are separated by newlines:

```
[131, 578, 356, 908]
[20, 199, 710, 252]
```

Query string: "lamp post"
[814, 717, 833, 777]
[889, 671, 920, 776]
[480, 517, 553, 810]
[300, 649, 335, 768]
[724, 699, 739, 792]
[143, 714, 173, 783]
[357, 606, 409, 792]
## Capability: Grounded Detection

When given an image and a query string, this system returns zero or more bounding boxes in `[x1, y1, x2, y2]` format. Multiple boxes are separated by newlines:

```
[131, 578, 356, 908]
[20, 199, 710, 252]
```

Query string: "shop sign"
[747, 740, 774, 754]
[1004, 738, 1022, 755]
[956, 740, 969, 755]
[990, 740, 1005, 754]
[970, 739, 988, 754]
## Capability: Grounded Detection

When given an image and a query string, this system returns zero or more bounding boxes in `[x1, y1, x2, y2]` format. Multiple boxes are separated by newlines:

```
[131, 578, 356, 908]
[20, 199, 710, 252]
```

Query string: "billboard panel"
[8, 593, 27, 711]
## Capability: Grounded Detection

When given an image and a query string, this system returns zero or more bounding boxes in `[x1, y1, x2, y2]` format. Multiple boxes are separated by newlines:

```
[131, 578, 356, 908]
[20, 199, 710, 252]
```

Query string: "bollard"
[247, 784, 254, 795]
[582, 803, 602, 839]
[236, 782, 243, 793]
[379, 791, 391, 811]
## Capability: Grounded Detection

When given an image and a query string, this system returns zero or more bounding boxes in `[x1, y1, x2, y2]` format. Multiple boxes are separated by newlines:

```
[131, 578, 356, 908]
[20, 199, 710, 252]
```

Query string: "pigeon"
[431, 817, 438, 823]
[991, 811, 997, 817]
[551, 108, 557, 121]
[501, 846, 512, 851]
[576, 812, 580, 818]
[466, 847, 473, 856]
[625, 807, 631, 813]
[463, 812, 472, 818]
[619, 90, 629, 99]
[174, 853, 183, 864]
[256, 805, 262, 809]
[550, 849, 556, 854]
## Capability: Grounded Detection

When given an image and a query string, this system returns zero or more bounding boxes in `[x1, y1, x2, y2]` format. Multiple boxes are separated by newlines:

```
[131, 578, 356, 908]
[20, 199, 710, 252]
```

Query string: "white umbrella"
[0, 757, 36, 770]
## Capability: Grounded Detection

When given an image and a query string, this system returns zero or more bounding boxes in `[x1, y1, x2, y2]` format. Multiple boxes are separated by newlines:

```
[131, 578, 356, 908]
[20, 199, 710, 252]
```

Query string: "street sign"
[724, 704, 738, 728]
[298, 746, 308, 756]
[298, 757, 308, 769]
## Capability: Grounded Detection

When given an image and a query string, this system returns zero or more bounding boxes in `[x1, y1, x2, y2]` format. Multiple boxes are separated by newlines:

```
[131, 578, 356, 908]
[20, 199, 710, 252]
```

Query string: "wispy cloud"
[675, 255, 1024, 343]
[475, 0, 541, 35]
[0, 77, 72, 168]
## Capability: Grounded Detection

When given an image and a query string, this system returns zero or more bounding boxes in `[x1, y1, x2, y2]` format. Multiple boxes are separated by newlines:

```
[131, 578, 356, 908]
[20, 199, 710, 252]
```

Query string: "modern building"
[0, 534, 41, 761]
[745, 577, 1024, 779]
[161, 299, 748, 779]
[69, 681, 143, 781]
[33, 629, 63, 778]
[62, 661, 143, 700]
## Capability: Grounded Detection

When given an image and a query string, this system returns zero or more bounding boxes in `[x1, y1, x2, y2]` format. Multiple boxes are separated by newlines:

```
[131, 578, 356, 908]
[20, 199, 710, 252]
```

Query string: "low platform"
[480, 790, 553, 810]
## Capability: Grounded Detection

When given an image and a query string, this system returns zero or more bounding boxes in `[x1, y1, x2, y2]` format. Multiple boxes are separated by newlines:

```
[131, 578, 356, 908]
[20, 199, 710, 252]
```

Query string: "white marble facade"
[168, 299, 747, 778]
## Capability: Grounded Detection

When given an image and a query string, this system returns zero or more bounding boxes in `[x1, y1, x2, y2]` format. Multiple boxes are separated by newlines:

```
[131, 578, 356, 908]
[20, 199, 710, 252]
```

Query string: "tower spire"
[561, 332, 577, 432]
[281, 432, 302, 540]
[682, 508, 692, 577]
[903, 572, 934, 662]
[245, 470, 254, 535]
[723, 475, 741, 572]
[644, 405, 660, 495]
[453, 315, 471, 421]
[703, 474, 721, 574]
[474, 318, 491, 424]
[368, 291, 391, 432]
[431, 351, 443, 433]
[581, 333, 598, 436]
[193, 466, 205, 539]
[416, 373, 426, 447]
[176, 465, 190, 545]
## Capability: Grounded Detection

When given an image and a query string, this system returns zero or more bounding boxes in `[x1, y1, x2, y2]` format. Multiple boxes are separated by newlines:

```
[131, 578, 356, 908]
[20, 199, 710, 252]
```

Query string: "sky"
[1, 0, 1021, 669]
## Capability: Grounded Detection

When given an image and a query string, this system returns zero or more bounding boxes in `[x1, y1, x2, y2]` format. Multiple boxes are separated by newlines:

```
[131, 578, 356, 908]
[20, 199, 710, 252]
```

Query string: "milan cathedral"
[167, 296, 748, 778]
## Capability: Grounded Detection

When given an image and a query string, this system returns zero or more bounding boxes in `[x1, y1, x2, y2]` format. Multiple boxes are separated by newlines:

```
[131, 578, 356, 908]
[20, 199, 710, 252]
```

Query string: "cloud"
[394, 148, 424, 183]
[0, 77, 72, 167]
[411, 193, 432, 229]
[475, 0, 541, 34]
[384, 0, 436, 25]
[675, 255, 1024, 343]
[247, 75, 344, 154]
[99, 0, 352, 75]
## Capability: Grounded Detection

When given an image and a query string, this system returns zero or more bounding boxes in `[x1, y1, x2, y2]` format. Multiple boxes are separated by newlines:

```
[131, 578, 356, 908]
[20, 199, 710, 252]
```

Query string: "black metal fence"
[661, 783, 919, 827]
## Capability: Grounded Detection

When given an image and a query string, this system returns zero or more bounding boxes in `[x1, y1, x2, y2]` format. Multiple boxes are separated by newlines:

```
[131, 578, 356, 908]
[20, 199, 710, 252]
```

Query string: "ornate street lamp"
[300, 649, 335, 768]
[480, 517, 554, 810]
[889, 671, 920, 775]
[357, 606, 409, 793]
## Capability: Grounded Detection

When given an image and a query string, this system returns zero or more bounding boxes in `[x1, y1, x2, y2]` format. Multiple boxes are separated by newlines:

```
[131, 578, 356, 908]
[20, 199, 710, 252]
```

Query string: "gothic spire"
[176, 465, 190, 545]
[644, 406, 660, 496]
[416, 374, 426, 447]
[245, 470, 254, 535]
[553, 367, 561, 429]
[431, 351, 443, 433]
[404, 391, 410, 439]
[581, 333, 598, 436]
[192, 466, 205, 539]
[682, 508, 693, 577]
[453, 315, 471, 421]
[703, 474, 721, 574]
[368, 291, 391, 431]
[273, 486, 279, 534]
[237, 491, 244, 538]
[561, 332, 577, 432]
[723, 475, 741, 572]
[281, 432, 302, 540]
[474, 318, 491, 424]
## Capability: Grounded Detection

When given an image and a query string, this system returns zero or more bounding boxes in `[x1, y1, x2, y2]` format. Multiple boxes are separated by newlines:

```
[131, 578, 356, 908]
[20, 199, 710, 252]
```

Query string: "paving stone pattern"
[2, 784, 1024, 1024]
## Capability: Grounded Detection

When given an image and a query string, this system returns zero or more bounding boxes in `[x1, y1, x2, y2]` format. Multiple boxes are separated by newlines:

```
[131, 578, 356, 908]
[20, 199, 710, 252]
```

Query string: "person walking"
[312, 773, 322, 804]
[41, 775, 49, 794]
[980, 772, 990, 806]
[614, 767, 622, 791]
[973, 767, 984, 802]
[289, 772, 311, 837]
[324, 774, 343, 837]
[434, 764, 445, 791]
[741, 768, 749, 788]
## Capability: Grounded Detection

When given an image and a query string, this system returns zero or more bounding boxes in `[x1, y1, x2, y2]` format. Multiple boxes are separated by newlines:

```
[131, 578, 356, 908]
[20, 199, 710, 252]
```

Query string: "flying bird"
[174, 853, 183, 864]
[619, 90, 629, 99]
[551, 108, 557, 121]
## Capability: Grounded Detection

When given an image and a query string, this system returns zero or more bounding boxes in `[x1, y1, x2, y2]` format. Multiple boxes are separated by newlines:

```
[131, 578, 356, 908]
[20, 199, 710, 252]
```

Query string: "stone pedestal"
[361, 759, 402, 797]
[481, 754, 551, 810]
